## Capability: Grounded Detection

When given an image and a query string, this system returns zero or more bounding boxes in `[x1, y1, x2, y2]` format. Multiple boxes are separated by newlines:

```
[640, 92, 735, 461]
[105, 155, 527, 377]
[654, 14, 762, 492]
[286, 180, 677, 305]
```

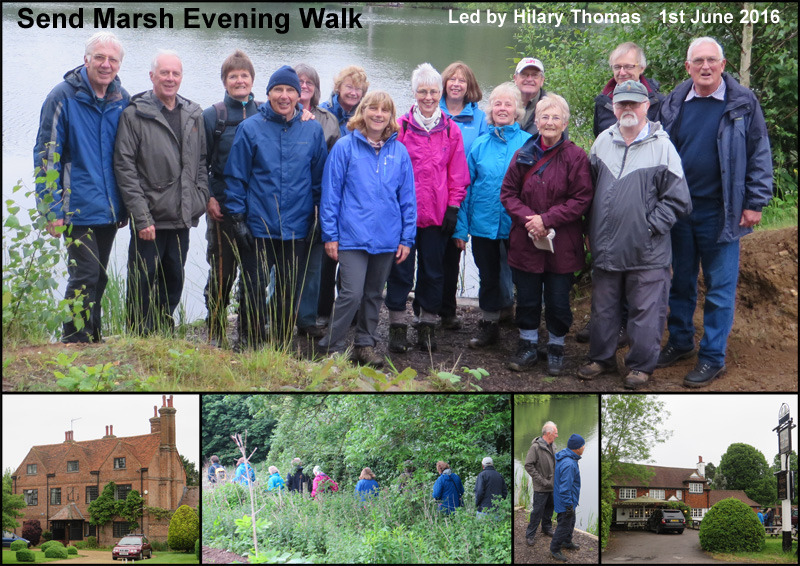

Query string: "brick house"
[10, 395, 191, 544]
[610, 456, 760, 527]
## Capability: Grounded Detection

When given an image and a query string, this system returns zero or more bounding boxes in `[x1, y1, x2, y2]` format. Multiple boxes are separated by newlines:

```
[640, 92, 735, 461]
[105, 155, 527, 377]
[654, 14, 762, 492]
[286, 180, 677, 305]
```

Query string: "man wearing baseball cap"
[550, 434, 585, 562]
[474, 456, 507, 518]
[513, 57, 549, 135]
[579, 80, 691, 388]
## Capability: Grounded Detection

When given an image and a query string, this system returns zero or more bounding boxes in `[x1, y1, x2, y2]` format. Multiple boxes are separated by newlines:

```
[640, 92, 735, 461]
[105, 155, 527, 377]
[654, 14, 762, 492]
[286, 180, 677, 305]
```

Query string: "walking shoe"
[440, 315, 462, 330]
[525, 536, 536, 546]
[683, 362, 726, 388]
[656, 343, 695, 368]
[388, 323, 411, 353]
[416, 322, 438, 351]
[297, 325, 326, 339]
[507, 339, 538, 371]
[542, 528, 555, 537]
[577, 358, 616, 380]
[550, 550, 568, 562]
[469, 320, 499, 349]
[575, 319, 591, 343]
[562, 542, 581, 550]
[351, 346, 384, 368]
[624, 370, 651, 389]
[547, 344, 565, 376]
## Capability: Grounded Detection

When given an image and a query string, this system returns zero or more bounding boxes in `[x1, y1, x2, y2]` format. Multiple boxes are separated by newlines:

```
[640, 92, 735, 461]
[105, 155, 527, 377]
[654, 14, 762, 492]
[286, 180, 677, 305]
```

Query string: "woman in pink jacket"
[384, 62, 470, 354]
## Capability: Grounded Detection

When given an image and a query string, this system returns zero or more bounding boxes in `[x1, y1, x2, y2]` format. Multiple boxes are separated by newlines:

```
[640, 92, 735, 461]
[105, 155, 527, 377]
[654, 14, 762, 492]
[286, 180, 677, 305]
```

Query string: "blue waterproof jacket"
[34, 66, 130, 225]
[553, 448, 581, 513]
[354, 479, 380, 501]
[432, 470, 464, 514]
[454, 123, 532, 242]
[233, 462, 256, 486]
[266, 472, 286, 491]
[224, 103, 328, 239]
[320, 93, 355, 138]
[439, 99, 489, 156]
[321, 130, 416, 253]
[658, 73, 773, 243]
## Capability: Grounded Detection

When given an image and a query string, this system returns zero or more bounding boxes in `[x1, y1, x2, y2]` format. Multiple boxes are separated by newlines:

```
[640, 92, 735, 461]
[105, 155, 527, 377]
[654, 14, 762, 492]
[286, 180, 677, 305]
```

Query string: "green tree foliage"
[22, 519, 42, 546]
[2, 469, 26, 531]
[88, 482, 119, 529]
[699, 497, 765, 552]
[771, 450, 798, 504]
[121, 490, 144, 530]
[167, 504, 199, 552]
[180, 454, 199, 486]
[717, 443, 776, 505]
[705, 462, 718, 489]
[202, 394, 277, 465]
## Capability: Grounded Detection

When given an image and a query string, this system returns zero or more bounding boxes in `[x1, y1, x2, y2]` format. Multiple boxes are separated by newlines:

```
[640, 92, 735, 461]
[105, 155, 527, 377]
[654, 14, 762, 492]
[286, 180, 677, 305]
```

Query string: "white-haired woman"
[453, 82, 532, 349]
[266, 465, 285, 491]
[384, 62, 470, 353]
[311, 465, 339, 497]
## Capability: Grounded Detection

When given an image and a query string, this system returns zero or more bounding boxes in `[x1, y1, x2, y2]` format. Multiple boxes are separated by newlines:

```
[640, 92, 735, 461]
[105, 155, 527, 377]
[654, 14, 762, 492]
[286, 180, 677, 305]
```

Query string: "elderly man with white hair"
[524, 421, 558, 545]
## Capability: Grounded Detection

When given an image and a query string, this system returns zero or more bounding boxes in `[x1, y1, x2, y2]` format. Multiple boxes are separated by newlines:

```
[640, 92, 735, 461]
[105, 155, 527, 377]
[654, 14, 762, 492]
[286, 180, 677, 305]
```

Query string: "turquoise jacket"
[439, 99, 489, 155]
[266, 472, 286, 491]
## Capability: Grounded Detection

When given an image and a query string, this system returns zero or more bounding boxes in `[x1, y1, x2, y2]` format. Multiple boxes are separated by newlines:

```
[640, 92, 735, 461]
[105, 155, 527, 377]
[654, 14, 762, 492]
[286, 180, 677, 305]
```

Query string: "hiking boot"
[562, 542, 581, 550]
[351, 346, 384, 368]
[417, 322, 438, 351]
[575, 319, 591, 343]
[542, 528, 555, 536]
[683, 361, 726, 388]
[547, 344, 565, 376]
[656, 343, 695, 368]
[550, 550, 568, 562]
[577, 358, 616, 380]
[623, 370, 650, 390]
[388, 324, 411, 353]
[526, 536, 536, 546]
[298, 325, 326, 339]
[507, 339, 538, 371]
[440, 315, 462, 330]
[468, 320, 499, 349]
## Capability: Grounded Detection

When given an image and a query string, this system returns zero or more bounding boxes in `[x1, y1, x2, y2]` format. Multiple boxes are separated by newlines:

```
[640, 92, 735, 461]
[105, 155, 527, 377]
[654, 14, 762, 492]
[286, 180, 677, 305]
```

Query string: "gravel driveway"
[602, 528, 725, 563]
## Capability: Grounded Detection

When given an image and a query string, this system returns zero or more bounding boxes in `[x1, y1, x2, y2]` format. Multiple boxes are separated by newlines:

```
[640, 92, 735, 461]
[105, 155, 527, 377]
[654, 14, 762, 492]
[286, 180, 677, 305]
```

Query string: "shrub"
[44, 546, 69, 559]
[67, 545, 78, 555]
[699, 498, 765, 552]
[40, 540, 65, 553]
[73, 541, 87, 549]
[600, 499, 612, 549]
[41, 530, 53, 542]
[86, 535, 98, 549]
[665, 500, 692, 524]
[168, 504, 200, 551]
[10, 540, 28, 551]
[150, 540, 169, 552]
[195, 538, 200, 560]
[23, 519, 43, 546]
[16, 548, 35, 562]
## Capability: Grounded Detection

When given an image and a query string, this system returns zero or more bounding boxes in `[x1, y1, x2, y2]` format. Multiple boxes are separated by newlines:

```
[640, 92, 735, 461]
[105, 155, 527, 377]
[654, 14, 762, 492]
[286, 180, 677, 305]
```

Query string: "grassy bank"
[707, 536, 798, 563]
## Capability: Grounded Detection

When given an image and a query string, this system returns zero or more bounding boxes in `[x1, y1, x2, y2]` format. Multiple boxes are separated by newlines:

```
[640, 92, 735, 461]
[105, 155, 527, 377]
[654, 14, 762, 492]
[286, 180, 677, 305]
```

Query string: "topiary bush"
[16, 548, 35, 563]
[10, 540, 28, 551]
[40, 540, 65, 554]
[44, 546, 69, 559]
[23, 519, 42, 546]
[67, 545, 78, 555]
[168, 504, 200, 551]
[699, 498, 765, 552]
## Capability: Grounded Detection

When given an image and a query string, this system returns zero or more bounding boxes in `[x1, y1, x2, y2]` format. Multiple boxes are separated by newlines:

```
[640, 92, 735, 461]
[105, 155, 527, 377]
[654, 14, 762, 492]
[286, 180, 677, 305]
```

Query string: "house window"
[676, 490, 682, 500]
[85, 523, 97, 537]
[67, 460, 79, 472]
[689, 482, 703, 494]
[628, 507, 646, 518]
[27, 464, 37, 475]
[86, 486, 99, 503]
[648, 489, 665, 500]
[24, 489, 38, 506]
[116, 484, 132, 501]
[619, 488, 637, 500]
[691, 508, 704, 518]
[113, 521, 132, 538]
[50, 488, 61, 505]
[114, 457, 126, 469]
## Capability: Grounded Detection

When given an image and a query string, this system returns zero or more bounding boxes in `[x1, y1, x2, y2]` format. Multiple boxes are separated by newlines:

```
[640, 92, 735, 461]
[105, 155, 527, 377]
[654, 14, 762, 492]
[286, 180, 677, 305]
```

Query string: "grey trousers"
[319, 250, 394, 352]
[589, 267, 670, 373]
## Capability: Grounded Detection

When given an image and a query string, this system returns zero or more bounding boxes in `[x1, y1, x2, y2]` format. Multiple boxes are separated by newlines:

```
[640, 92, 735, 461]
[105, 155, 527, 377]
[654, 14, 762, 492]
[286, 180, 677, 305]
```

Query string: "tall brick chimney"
[158, 395, 176, 448]
[103, 425, 116, 439]
[696, 455, 706, 478]
[150, 405, 161, 434]
[64, 431, 74, 443]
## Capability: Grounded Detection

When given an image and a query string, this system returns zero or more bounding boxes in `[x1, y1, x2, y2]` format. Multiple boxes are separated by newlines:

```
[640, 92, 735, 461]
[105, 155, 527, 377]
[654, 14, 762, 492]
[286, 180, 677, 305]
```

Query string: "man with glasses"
[514, 57, 548, 135]
[34, 32, 130, 343]
[656, 37, 772, 387]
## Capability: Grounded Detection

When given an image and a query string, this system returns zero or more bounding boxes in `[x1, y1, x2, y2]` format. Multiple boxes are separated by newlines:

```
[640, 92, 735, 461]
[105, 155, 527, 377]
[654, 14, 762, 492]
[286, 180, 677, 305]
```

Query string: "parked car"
[647, 508, 685, 534]
[2, 531, 31, 547]
[112, 534, 152, 560]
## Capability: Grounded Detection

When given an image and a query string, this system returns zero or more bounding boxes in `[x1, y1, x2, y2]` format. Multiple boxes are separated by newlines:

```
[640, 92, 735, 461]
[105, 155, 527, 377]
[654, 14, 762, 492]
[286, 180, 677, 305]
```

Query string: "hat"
[612, 80, 648, 103]
[482, 456, 494, 466]
[567, 434, 585, 450]
[515, 57, 544, 75]
[267, 65, 301, 95]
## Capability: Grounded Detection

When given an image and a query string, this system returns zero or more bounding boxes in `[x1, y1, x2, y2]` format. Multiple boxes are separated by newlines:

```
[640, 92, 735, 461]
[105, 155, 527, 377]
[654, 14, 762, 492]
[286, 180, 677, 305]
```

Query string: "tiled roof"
[709, 490, 760, 507]
[50, 503, 85, 521]
[611, 463, 707, 489]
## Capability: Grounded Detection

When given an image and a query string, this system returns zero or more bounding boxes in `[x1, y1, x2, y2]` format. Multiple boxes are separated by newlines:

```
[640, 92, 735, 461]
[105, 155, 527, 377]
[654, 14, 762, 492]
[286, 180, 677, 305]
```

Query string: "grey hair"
[411, 62, 442, 94]
[542, 421, 557, 435]
[687, 37, 724, 62]
[85, 31, 124, 62]
[609, 42, 646, 70]
[487, 81, 525, 125]
[268, 465, 279, 474]
[293, 63, 321, 108]
[151, 49, 182, 73]
[313, 465, 322, 475]
[535, 93, 570, 125]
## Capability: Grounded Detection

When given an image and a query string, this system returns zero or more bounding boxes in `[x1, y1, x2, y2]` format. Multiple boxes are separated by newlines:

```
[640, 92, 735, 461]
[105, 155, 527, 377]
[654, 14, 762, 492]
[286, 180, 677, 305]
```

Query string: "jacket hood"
[439, 99, 480, 119]
[489, 122, 522, 140]
[401, 107, 450, 133]
[128, 90, 201, 119]
[555, 448, 581, 462]
[608, 120, 668, 146]
[351, 128, 399, 147]
[64, 64, 124, 101]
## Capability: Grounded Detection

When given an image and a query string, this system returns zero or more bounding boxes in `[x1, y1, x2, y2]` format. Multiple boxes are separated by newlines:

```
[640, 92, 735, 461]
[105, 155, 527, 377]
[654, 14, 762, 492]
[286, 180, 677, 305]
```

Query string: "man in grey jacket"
[115, 50, 209, 335]
[524, 421, 558, 546]
[579, 80, 691, 388]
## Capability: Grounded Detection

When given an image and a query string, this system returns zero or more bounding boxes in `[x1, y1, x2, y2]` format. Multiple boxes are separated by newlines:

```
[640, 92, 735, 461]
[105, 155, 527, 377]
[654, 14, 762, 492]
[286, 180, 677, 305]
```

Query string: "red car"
[112, 534, 152, 560]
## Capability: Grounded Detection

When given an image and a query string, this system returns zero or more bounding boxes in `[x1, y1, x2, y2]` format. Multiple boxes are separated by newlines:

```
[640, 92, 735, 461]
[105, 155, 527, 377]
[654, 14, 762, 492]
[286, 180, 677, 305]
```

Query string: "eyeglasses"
[612, 64, 638, 72]
[91, 54, 120, 66]
[341, 83, 364, 93]
[298, 79, 315, 87]
[689, 57, 722, 66]
[416, 89, 440, 97]
[538, 115, 563, 123]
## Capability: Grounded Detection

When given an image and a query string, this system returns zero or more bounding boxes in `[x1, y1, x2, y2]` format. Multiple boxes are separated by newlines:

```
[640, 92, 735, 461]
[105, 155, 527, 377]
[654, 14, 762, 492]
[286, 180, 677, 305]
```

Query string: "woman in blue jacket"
[318, 90, 416, 368]
[354, 467, 380, 501]
[266, 466, 286, 492]
[432, 460, 464, 514]
[233, 457, 256, 486]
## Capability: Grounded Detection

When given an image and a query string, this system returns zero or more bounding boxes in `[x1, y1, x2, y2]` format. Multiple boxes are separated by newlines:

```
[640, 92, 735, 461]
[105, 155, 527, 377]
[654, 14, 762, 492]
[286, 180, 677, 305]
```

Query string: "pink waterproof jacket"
[397, 109, 470, 228]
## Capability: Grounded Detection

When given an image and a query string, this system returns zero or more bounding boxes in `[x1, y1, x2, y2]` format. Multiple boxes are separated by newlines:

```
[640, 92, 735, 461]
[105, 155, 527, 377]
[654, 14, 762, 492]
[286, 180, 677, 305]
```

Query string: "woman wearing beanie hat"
[551, 434, 586, 561]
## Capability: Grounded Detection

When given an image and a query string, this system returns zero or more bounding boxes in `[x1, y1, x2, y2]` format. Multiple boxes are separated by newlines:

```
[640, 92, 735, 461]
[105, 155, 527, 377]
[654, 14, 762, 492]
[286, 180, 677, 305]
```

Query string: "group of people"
[524, 421, 586, 562]
[206, 455, 507, 515]
[36, 32, 772, 388]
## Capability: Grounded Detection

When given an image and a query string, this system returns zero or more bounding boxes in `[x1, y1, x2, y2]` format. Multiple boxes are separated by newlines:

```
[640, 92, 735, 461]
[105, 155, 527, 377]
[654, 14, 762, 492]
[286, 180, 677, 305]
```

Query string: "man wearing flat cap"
[550, 434, 585, 562]
[224, 65, 328, 350]
[578, 80, 691, 389]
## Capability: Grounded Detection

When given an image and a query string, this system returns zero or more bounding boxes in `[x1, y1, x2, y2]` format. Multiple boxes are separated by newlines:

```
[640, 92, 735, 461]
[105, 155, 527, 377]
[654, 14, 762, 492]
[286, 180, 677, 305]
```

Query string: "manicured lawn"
[709, 536, 798, 563]
[149, 551, 200, 563]
[2, 549, 68, 563]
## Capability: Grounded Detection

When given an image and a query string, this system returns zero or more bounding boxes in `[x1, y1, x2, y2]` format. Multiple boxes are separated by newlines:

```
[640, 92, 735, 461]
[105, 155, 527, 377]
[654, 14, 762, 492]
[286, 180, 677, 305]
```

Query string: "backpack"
[210, 100, 264, 169]
[214, 466, 227, 482]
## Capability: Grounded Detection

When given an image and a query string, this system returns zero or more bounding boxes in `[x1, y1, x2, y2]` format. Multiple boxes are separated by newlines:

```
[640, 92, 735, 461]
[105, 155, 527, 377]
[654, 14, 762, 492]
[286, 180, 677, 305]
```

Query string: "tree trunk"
[741, 2, 753, 87]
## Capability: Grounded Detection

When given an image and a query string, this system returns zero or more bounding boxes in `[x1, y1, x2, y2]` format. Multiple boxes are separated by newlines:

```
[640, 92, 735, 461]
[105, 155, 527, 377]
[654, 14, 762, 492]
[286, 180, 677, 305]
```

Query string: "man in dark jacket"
[115, 50, 209, 336]
[34, 32, 129, 343]
[475, 456, 507, 517]
[286, 458, 311, 494]
[550, 434, 585, 562]
[524, 421, 558, 545]
[656, 37, 773, 387]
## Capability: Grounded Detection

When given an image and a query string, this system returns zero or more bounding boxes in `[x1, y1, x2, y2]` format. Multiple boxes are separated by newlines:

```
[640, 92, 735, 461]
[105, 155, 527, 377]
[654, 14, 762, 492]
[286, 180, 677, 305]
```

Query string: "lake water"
[514, 395, 599, 531]
[2, 2, 520, 323]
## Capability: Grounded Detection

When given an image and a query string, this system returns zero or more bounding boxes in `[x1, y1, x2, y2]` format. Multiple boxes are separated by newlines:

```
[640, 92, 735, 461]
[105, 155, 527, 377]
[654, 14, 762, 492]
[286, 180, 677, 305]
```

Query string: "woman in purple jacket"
[500, 94, 593, 376]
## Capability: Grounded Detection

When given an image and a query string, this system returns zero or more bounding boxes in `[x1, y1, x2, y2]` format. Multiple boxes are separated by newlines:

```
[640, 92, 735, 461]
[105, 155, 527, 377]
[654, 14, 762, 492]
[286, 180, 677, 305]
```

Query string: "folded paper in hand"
[528, 228, 555, 253]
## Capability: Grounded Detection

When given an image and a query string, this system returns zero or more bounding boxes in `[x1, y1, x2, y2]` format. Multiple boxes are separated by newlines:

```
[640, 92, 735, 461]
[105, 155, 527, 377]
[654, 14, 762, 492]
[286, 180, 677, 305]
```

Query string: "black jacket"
[286, 467, 312, 493]
[475, 465, 508, 511]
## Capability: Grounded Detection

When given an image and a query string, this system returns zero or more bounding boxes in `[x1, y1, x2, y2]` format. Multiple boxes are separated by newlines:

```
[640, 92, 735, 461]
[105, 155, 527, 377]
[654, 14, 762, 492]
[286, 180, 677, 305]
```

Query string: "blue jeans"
[511, 268, 574, 337]
[667, 205, 740, 367]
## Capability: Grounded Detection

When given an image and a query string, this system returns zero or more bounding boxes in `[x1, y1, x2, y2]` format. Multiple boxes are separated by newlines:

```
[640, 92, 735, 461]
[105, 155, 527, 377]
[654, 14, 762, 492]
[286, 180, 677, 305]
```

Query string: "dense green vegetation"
[202, 395, 511, 563]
